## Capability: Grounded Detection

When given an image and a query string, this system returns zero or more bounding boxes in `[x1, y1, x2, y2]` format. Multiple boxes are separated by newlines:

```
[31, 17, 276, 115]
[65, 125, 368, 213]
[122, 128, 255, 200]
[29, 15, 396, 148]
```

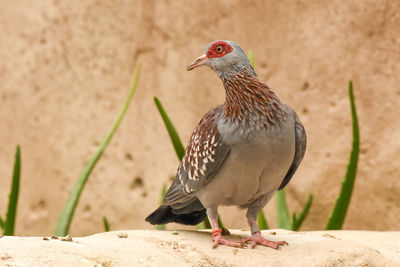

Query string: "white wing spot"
[185, 184, 191, 193]
[200, 166, 206, 176]
[188, 169, 193, 181]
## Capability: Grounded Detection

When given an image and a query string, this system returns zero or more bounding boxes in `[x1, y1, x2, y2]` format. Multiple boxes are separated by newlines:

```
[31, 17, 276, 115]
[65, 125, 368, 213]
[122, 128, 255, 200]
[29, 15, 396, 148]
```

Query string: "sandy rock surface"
[1, 230, 399, 267]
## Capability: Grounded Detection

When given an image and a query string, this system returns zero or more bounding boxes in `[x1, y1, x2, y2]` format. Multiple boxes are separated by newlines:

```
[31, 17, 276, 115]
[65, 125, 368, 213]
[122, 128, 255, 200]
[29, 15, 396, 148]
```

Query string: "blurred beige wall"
[0, 0, 399, 236]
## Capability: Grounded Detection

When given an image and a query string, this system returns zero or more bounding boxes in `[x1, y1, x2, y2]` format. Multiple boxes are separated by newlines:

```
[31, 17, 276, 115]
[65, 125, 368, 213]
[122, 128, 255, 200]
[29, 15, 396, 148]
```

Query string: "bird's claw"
[241, 232, 288, 249]
[212, 234, 245, 249]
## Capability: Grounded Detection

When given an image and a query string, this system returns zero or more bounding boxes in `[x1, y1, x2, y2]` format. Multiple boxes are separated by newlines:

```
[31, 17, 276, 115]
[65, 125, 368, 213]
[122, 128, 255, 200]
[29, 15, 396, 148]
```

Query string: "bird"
[146, 40, 306, 249]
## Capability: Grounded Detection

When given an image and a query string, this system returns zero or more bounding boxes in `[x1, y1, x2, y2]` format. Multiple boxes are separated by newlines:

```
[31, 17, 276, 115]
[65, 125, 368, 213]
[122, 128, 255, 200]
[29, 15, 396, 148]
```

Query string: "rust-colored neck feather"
[221, 70, 286, 129]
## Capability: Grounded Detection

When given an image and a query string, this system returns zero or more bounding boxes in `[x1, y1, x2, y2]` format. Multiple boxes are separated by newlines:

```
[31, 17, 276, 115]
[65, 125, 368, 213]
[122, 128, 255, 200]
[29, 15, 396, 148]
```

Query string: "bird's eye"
[216, 46, 223, 53]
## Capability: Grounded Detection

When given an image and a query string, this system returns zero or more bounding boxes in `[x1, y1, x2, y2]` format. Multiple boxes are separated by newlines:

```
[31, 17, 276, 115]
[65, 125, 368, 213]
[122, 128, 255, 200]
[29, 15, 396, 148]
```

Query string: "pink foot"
[212, 234, 244, 249]
[211, 228, 244, 249]
[242, 232, 288, 249]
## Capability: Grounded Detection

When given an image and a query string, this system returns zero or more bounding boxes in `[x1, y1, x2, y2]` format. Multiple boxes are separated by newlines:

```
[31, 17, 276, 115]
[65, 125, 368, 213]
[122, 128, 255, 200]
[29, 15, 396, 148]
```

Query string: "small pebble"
[43, 237, 49, 241]
[171, 231, 179, 235]
[60, 235, 73, 242]
[51, 235, 58, 240]
[322, 233, 336, 239]
[117, 232, 128, 238]
[232, 249, 238, 255]
[1, 253, 12, 260]
[269, 231, 276, 235]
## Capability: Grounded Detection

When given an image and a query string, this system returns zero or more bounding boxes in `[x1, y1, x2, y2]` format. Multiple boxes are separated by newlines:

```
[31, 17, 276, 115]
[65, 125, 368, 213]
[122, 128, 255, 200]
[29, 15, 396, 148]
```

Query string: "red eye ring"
[207, 41, 233, 58]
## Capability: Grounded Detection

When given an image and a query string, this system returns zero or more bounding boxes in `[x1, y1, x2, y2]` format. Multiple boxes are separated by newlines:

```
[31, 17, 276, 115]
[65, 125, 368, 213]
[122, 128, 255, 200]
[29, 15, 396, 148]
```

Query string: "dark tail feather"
[146, 205, 207, 226]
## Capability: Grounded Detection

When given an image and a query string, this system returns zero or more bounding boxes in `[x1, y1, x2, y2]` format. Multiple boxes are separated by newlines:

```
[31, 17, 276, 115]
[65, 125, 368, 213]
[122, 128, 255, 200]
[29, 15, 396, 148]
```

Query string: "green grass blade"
[275, 190, 292, 230]
[292, 194, 313, 231]
[326, 81, 359, 230]
[292, 213, 297, 229]
[0, 216, 4, 229]
[4, 146, 21, 236]
[197, 217, 211, 229]
[204, 217, 211, 228]
[247, 50, 256, 70]
[154, 97, 185, 160]
[257, 210, 269, 230]
[54, 65, 142, 236]
[195, 223, 203, 229]
[156, 183, 167, 230]
[103, 216, 110, 232]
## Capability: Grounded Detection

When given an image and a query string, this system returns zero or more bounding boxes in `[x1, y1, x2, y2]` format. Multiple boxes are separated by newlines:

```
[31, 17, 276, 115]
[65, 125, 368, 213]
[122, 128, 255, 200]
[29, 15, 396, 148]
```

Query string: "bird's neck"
[221, 70, 286, 129]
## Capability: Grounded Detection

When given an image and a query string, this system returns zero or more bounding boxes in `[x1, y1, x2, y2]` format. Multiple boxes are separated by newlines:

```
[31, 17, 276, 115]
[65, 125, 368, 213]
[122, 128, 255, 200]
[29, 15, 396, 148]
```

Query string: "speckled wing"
[278, 112, 307, 190]
[164, 105, 230, 204]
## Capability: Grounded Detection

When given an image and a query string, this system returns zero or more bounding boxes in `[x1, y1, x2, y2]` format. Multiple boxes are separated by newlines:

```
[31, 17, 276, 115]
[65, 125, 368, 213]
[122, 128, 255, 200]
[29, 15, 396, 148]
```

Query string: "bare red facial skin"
[206, 41, 233, 58]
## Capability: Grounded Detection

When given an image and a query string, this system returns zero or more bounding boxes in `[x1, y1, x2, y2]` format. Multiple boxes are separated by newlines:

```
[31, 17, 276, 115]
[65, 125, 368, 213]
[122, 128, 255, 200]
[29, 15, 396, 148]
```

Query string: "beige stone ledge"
[1, 229, 399, 266]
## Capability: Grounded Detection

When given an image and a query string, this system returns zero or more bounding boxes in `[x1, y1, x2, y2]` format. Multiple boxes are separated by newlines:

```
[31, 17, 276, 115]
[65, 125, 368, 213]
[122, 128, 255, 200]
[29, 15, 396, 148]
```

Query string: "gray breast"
[197, 115, 296, 208]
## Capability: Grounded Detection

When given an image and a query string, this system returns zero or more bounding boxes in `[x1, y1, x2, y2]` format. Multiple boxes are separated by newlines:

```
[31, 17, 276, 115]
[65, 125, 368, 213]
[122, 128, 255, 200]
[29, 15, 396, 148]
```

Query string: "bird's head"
[187, 40, 255, 78]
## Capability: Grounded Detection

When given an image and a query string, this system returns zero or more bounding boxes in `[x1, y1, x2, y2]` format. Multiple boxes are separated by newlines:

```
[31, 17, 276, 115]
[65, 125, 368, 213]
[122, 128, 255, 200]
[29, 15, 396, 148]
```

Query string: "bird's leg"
[207, 207, 243, 248]
[242, 209, 288, 249]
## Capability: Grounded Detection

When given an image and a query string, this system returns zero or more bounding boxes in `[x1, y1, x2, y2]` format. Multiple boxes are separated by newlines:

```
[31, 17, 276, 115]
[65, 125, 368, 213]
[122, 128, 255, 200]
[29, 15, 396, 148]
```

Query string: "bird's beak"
[187, 54, 209, 71]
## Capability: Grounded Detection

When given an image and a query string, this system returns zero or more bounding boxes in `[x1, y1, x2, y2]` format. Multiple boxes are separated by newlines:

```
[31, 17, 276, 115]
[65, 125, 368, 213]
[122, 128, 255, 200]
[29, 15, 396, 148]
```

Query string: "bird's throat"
[221, 70, 285, 129]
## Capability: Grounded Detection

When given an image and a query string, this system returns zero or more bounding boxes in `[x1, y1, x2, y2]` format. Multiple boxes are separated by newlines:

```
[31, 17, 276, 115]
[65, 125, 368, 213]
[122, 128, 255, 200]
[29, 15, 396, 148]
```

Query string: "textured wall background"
[1, 0, 399, 236]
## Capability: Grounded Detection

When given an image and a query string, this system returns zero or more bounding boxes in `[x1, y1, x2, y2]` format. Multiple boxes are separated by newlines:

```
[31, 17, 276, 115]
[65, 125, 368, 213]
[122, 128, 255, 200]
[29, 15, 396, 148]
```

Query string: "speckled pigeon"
[146, 40, 306, 249]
